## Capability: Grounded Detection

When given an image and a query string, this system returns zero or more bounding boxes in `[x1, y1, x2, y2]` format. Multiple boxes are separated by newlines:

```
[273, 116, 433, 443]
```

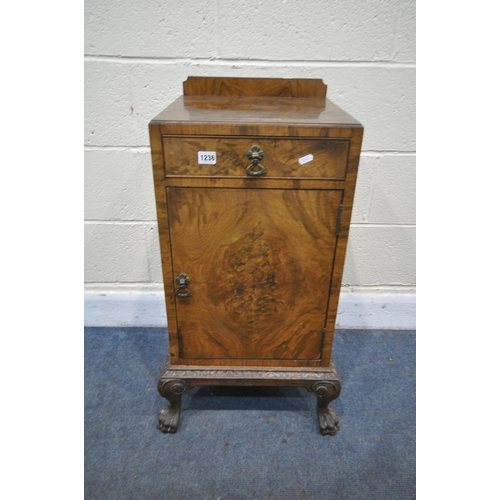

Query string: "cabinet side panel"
[322, 127, 364, 366]
[149, 125, 180, 359]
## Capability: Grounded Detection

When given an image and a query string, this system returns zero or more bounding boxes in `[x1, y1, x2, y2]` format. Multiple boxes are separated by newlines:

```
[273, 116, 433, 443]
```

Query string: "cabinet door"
[167, 187, 342, 361]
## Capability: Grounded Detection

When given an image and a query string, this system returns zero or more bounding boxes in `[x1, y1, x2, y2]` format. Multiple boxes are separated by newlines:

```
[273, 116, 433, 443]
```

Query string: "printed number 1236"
[198, 151, 216, 164]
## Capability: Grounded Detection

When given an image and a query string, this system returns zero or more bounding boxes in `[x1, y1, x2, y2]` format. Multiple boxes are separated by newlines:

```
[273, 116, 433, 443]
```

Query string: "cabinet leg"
[157, 379, 189, 433]
[312, 381, 341, 436]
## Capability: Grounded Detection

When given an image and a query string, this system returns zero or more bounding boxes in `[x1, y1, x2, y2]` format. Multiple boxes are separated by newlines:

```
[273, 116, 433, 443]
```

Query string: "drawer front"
[163, 136, 349, 179]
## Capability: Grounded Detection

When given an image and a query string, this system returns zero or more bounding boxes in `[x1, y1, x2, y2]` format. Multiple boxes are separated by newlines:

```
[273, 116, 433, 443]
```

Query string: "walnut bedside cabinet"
[148, 77, 363, 435]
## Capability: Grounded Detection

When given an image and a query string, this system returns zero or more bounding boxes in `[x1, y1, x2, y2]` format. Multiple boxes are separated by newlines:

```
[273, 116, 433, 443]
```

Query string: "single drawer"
[162, 136, 349, 179]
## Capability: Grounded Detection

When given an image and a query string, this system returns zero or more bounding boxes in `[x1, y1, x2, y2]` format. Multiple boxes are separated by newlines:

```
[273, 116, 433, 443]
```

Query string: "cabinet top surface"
[151, 95, 361, 128]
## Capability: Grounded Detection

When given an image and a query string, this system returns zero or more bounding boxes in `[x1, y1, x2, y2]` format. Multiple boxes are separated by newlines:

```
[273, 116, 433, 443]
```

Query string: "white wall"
[84, 0, 416, 328]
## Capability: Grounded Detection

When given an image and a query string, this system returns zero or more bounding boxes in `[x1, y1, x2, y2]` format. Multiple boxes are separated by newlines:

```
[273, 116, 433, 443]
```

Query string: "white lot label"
[298, 154, 314, 165]
[198, 151, 216, 164]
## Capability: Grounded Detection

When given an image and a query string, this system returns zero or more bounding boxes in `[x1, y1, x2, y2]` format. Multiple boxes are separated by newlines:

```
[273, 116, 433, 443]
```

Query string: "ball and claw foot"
[157, 379, 188, 434]
[312, 381, 341, 437]
[157, 406, 180, 433]
[318, 408, 340, 436]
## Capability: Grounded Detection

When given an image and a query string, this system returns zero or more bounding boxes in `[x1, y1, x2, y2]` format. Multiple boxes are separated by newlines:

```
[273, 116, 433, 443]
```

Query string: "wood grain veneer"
[149, 77, 364, 435]
[163, 136, 349, 179]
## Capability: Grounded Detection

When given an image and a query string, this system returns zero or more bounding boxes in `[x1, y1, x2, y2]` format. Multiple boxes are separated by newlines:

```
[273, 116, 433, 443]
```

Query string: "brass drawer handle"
[174, 273, 192, 298]
[246, 146, 266, 177]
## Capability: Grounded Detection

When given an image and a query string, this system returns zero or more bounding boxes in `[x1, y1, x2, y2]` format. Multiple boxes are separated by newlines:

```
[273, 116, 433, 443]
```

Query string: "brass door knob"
[174, 273, 192, 298]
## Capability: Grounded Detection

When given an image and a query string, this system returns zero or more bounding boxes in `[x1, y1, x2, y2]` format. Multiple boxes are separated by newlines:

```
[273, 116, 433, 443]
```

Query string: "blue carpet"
[85, 328, 415, 500]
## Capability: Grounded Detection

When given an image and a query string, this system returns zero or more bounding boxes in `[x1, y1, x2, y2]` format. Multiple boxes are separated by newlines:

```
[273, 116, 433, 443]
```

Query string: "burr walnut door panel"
[166, 187, 342, 361]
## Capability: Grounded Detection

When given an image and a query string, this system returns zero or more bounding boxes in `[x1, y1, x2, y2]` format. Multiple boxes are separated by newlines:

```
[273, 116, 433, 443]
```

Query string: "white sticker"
[198, 151, 216, 164]
[298, 154, 314, 165]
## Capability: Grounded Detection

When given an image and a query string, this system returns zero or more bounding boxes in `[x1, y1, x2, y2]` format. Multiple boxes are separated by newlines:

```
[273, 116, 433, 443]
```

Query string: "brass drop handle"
[174, 273, 192, 298]
[246, 146, 266, 177]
